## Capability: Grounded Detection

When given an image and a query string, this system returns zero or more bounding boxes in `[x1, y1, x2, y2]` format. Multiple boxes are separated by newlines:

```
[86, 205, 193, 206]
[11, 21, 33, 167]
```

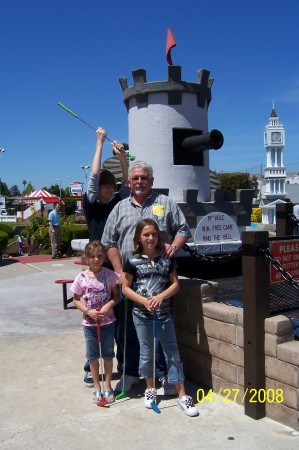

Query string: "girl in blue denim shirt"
[122, 218, 198, 417]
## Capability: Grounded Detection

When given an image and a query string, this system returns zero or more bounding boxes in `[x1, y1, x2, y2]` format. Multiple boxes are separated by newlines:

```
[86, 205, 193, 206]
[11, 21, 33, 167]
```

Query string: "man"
[101, 160, 191, 393]
[48, 202, 61, 259]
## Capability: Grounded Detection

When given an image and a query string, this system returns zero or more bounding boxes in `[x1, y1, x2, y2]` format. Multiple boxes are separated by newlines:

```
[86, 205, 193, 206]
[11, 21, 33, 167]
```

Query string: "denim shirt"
[101, 191, 191, 266]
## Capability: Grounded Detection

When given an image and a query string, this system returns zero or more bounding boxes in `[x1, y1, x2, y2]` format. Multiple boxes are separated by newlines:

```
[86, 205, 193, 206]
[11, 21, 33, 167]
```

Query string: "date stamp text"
[196, 388, 284, 404]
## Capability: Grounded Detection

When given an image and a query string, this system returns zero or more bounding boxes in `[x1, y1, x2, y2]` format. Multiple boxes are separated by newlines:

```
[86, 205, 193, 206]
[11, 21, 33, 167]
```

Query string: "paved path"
[0, 256, 298, 449]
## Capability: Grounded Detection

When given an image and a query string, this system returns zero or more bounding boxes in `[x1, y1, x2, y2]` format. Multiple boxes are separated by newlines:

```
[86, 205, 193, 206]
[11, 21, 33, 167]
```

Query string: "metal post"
[56, 176, 69, 200]
[242, 230, 270, 419]
[276, 202, 294, 237]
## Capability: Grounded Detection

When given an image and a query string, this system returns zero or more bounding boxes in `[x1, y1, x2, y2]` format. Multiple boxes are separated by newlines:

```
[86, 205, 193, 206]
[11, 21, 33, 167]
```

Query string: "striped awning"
[102, 156, 128, 182]
[24, 189, 57, 199]
[23, 189, 64, 204]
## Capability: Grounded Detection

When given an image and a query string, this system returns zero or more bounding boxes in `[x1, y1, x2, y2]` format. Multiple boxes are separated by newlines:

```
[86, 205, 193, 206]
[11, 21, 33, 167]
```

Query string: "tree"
[47, 184, 60, 196]
[0, 180, 10, 197]
[216, 172, 252, 200]
[250, 175, 260, 199]
[23, 182, 34, 195]
[22, 179, 27, 193]
[10, 185, 21, 197]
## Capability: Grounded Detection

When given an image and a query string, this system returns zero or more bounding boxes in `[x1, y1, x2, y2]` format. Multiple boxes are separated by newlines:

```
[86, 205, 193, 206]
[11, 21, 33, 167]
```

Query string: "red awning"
[42, 197, 61, 204]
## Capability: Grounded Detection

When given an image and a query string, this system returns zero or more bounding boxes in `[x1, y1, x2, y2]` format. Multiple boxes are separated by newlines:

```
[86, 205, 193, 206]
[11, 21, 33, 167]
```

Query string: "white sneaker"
[159, 376, 177, 395]
[114, 375, 140, 392]
[177, 395, 199, 417]
[144, 388, 157, 409]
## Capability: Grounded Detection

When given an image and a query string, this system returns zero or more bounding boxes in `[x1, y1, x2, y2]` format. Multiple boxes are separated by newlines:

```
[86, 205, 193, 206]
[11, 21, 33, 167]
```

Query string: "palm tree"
[22, 179, 27, 194]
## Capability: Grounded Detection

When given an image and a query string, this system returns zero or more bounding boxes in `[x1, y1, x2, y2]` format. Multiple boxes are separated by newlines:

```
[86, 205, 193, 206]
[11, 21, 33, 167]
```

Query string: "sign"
[194, 212, 240, 245]
[270, 240, 299, 283]
[70, 182, 83, 196]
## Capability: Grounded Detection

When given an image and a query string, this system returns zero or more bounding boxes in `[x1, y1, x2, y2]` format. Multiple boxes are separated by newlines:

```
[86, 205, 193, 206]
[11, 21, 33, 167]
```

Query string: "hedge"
[251, 207, 262, 223]
[61, 225, 89, 242]
[0, 230, 9, 252]
[0, 223, 14, 238]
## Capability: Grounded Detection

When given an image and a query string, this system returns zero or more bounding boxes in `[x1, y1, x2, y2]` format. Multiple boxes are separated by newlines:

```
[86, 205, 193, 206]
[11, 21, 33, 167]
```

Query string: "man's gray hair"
[128, 160, 154, 179]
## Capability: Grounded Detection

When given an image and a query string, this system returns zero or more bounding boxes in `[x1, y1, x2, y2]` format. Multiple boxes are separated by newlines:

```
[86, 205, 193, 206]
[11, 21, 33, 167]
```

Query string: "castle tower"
[119, 65, 223, 203]
[263, 105, 286, 201]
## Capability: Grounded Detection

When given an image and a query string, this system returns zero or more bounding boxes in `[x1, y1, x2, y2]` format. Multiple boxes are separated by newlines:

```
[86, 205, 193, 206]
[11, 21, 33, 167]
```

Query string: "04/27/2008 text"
[196, 388, 284, 404]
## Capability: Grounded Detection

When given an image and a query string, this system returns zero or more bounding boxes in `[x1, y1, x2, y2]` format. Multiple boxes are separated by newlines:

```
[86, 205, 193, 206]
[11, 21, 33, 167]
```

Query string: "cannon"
[173, 128, 224, 166]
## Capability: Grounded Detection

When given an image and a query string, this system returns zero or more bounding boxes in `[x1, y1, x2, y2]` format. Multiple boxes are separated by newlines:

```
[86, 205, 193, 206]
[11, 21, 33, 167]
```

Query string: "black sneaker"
[84, 371, 94, 387]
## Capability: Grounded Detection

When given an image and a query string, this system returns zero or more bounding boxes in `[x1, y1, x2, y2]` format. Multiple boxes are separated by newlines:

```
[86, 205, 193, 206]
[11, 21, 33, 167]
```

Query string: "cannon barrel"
[182, 129, 224, 151]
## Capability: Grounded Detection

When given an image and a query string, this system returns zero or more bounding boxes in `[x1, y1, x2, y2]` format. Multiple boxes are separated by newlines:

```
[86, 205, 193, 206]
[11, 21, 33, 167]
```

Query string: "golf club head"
[150, 400, 161, 414]
[115, 390, 127, 400]
[97, 399, 108, 407]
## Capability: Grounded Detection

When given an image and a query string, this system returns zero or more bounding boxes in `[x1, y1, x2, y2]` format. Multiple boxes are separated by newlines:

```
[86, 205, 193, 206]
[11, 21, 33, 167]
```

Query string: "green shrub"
[0, 223, 14, 238]
[217, 172, 252, 201]
[59, 225, 88, 255]
[63, 198, 77, 215]
[61, 224, 88, 242]
[0, 230, 9, 252]
[25, 215, 89, 255]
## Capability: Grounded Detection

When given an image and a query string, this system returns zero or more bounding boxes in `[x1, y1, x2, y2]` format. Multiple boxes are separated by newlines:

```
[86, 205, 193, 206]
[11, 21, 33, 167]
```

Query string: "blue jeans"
[83, 323, 115, 360]
[133, 309, 185, 383]
[116, 296, 140, 377]
[116, 293, 168, 378]
[84, 303, 122, 373]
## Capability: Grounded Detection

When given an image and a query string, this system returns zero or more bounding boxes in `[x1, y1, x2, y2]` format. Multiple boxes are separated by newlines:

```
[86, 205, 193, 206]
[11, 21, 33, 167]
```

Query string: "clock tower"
[263, 104, 286, 201]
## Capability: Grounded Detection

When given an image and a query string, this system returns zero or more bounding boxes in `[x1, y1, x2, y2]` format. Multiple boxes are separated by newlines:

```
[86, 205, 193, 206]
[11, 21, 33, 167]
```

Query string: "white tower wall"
[119, 66, 219, 203]
[128, 92, 209, 202]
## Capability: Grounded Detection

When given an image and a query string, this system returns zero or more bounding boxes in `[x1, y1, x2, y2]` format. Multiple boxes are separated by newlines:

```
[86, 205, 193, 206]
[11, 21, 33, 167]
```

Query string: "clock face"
[271, 132, 282, 143]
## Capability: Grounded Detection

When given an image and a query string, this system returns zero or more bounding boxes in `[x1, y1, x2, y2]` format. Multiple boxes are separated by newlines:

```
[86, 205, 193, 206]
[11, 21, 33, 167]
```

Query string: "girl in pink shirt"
[71, 241, 120, 404]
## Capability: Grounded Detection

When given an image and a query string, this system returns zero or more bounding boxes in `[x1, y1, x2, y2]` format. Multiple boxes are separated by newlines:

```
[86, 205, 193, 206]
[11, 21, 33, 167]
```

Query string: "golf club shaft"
[151, 311, 161, 413]
[153, 311, 157, 391]
[58, 101, 112, 141]
[123, 297, 128, 387]
[96, 312, 105, 397]
[115, 296, 128, 400]
[58, 101, 135, 159]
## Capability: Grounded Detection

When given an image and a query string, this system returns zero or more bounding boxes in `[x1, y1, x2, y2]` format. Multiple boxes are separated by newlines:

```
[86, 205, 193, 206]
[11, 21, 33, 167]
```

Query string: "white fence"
[0, 215, 16, 223]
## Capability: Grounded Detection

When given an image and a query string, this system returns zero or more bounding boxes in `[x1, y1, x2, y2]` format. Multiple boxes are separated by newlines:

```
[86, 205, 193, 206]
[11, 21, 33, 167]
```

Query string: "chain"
[259, 246, 299, 291]
[183, 244, 242, 263]
[288, 213, 299, 225]
[183, 242, 299, 291]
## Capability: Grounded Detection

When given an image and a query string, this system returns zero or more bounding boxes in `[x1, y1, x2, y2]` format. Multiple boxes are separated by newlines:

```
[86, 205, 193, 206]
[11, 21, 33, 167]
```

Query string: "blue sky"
[1, 0, 299, 192]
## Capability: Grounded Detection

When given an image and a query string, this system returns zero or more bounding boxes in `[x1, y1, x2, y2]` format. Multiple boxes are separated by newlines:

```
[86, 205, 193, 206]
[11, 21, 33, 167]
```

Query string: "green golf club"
[57, 102, 135, 160]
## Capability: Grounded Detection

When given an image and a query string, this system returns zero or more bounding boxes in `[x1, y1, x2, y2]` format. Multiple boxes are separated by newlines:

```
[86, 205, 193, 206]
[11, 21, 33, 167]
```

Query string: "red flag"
[166, 28, 176, 65]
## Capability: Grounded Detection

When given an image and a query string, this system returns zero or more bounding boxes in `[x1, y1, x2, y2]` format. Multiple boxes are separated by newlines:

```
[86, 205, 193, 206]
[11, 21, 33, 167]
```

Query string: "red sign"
[270, 240, 299, 283]
[70, 182, 83, 196]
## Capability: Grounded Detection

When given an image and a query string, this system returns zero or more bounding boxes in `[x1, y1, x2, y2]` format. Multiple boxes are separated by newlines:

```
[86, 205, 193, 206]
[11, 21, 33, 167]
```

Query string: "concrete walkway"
[0, 256, 298, 449]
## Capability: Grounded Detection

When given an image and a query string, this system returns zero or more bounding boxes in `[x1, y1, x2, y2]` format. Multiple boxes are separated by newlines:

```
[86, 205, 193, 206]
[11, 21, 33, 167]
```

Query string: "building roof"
[23, 189, 64, 204]
[285, 184, 299, 204]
